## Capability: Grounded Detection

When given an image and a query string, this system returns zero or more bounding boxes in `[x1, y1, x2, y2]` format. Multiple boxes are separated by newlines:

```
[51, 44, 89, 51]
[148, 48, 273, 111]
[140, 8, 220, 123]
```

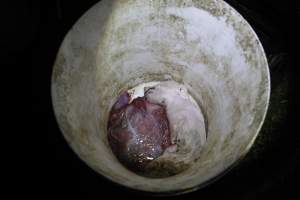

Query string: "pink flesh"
[107, 92, 171, 172]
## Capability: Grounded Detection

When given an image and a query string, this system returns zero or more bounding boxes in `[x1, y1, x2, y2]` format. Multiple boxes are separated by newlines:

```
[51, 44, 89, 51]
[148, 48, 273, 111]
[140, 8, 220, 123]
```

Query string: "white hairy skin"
[144, 81, 206, 166]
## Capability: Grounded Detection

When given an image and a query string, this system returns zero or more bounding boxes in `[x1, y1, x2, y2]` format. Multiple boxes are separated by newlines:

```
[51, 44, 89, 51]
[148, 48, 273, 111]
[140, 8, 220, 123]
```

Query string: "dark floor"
[25, 0, 300, 199]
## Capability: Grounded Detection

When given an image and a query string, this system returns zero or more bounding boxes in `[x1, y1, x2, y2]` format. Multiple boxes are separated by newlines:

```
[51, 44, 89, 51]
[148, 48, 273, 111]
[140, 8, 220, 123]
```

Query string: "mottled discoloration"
[107, 94, 172, 176]
[144, 159, 190, 178]
[52, 54, 66, 82]
[51, 0, 270, 195]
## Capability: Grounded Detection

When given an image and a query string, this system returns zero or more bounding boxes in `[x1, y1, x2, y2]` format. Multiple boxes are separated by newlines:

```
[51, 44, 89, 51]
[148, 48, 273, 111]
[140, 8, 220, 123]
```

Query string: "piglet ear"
[112, 91, 130, 110]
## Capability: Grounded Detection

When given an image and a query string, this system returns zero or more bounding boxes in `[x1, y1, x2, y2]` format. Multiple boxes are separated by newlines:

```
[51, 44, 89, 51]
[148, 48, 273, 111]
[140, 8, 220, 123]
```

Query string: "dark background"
[19, 0, 299, 199]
